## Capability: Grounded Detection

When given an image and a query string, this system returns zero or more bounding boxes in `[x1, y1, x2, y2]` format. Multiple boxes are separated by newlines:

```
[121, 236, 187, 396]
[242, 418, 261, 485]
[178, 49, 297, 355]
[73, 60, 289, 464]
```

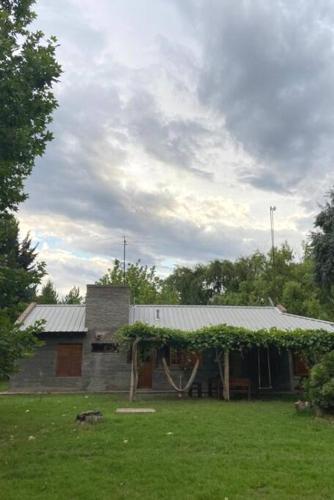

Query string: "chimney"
[85, 285, 130, 336]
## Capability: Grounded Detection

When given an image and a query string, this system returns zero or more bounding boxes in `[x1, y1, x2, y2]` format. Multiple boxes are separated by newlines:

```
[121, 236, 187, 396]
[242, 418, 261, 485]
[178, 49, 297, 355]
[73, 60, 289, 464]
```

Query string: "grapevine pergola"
[116, 322, 334, 401]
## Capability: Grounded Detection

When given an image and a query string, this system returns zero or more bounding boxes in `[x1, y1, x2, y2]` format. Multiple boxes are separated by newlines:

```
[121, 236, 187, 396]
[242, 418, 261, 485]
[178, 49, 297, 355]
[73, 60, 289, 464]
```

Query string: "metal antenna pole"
[123, 236, 127, 284]
[269, 206, 276, 266]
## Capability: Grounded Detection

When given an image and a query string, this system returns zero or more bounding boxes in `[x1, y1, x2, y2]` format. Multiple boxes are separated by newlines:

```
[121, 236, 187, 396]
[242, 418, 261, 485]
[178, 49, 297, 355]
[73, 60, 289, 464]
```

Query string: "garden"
[1, 395, 334, 500]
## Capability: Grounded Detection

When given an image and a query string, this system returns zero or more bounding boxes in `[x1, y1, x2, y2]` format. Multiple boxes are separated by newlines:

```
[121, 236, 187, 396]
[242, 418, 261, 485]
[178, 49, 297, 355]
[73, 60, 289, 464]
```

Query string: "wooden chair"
[230, 377, 251, 400]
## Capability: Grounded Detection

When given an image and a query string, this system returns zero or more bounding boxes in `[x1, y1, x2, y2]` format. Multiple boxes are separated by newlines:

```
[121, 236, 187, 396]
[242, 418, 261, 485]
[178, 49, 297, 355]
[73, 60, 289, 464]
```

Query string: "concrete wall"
[10, 285, 132, 393]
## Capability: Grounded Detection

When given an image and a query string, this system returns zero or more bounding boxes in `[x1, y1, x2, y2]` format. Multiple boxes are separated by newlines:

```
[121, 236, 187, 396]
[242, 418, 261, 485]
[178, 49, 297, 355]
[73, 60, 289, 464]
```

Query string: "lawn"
[0, 396, 334, 500]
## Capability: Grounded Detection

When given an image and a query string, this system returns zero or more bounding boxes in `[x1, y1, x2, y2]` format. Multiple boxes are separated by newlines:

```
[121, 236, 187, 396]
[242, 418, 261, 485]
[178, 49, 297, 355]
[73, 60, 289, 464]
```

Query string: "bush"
[307, 351, 334, 412]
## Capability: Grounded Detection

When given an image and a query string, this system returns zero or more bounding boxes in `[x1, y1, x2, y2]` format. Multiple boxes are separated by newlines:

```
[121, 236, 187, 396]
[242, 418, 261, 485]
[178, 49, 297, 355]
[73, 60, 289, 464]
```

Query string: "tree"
[63, 286, 84, 304]
[97, 259, 179, 304]
[164, 244, 333, 320]
[310, 189, 334, 294]
[0, 0, 62, 212]
[0, 315, 43, 379]
[164, 265, 210, 304]
[0, 214, 45, 321]
[0, 0, 61, 377]
[36, 280, 59, 304]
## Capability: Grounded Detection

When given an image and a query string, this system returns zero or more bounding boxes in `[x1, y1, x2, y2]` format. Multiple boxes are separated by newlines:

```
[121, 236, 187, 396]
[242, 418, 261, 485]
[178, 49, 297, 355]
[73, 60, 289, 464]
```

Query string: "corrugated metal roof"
[21, 305, 87, 333]
[20, 303, 334, 334]
[130, 305, 334, 332]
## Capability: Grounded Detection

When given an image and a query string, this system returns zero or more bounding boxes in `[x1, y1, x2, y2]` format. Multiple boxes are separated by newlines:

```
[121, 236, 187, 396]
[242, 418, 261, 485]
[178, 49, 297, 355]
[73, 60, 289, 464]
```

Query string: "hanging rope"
[162, 356, 200, 393]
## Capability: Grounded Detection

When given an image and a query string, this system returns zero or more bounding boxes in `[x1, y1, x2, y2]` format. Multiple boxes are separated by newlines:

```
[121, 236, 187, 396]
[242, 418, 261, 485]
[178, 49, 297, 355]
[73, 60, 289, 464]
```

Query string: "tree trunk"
[223, 350, 230, 401]
[129, 338, 140, 402]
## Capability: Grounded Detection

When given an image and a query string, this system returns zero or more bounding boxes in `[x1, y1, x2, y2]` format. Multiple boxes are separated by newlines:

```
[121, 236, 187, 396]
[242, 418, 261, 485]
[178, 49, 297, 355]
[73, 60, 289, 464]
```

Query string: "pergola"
[116, 322, 334, 402]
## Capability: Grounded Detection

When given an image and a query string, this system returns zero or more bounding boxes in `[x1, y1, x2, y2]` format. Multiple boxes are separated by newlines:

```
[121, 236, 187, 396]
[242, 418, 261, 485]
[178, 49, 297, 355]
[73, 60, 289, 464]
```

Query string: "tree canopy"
[97, 259, 178, 304]
[310, 189, 334, 295]
[0, 0, 61, 212]
[36, 279, 59, 304]
[0, 214, 45, 321]
[0, 0, 61, 377]
[163, 244, 333, 320]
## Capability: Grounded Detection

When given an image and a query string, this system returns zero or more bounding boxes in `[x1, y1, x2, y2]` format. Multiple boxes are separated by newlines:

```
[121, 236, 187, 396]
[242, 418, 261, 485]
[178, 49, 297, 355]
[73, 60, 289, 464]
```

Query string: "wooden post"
[287, 349, 294, 392]
[223, 349, 230, 401]
[129, 338, 140, 402]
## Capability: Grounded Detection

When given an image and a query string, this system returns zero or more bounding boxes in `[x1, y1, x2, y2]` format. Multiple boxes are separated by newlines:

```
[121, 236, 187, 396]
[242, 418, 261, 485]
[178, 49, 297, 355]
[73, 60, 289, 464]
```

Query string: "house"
[10, 284, 334, 396]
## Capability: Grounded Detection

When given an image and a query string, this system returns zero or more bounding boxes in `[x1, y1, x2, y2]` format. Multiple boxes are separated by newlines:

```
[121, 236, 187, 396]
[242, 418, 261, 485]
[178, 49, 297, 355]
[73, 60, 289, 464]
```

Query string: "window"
[56, 344, 82, 377]
[169, 347, 202, 368]
[170, 347, 185, 366]
[91, 343, 119, 353]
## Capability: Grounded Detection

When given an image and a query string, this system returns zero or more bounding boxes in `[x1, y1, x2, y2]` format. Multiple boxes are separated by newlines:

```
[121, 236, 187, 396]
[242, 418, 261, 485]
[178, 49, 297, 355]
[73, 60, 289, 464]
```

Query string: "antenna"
[123, 235, 127, 284]
[269, 206, 276, 266]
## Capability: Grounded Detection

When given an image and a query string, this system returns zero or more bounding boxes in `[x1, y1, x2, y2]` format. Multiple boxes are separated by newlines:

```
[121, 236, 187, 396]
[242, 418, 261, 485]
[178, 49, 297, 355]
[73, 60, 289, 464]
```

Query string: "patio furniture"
[188, 381, 203, 398]
[208, 376, 223, 398]
[230, 377, 251, 400]
[208, 376, 251, 400]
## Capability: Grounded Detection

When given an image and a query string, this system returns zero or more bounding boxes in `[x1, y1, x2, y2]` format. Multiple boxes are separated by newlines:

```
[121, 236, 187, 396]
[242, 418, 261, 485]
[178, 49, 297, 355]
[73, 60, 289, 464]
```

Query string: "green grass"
[0, 396, 334, 499]
[0, 378, 9, 391]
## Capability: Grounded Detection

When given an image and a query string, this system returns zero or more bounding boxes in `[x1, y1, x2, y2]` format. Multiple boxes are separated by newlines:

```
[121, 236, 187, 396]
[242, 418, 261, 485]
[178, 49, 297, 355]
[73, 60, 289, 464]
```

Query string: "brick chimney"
[85, 285, 130, 337]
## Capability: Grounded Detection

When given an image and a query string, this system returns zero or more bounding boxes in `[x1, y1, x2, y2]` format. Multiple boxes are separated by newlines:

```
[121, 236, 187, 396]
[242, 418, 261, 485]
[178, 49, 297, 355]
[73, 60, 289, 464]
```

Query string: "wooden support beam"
[223, 349, 230, 401]
[129, 338, 140, 402]
[287, 349, 295, 392]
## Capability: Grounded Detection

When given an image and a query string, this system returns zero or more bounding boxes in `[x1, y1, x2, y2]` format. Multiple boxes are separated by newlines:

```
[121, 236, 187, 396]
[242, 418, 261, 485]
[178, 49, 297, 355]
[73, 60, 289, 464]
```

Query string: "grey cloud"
[21, 0, 318, 289]
[187, 0, 334, 192]
[125, 91, 213, 178]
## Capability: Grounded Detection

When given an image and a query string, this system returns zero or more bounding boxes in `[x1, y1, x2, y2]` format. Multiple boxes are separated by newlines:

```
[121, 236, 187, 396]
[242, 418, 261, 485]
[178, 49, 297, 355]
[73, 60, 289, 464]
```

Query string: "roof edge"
[16, 302, 37, 325]
[130, 304, 277, 309]
[276, 307, 334, 327]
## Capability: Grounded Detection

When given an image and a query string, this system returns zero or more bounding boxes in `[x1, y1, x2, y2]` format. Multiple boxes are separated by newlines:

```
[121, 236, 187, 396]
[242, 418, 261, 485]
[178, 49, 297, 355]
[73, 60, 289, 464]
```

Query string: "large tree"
[62, 286, 84, 304]
[0, 214, 45, 320]
[97, 259, 178, 304]
[165, 244, 332, 320]
[0, 0, 61, 377]
[0, 0, 61, 212]
[36, 279, 58, 304]
[310, 189, 334, 294]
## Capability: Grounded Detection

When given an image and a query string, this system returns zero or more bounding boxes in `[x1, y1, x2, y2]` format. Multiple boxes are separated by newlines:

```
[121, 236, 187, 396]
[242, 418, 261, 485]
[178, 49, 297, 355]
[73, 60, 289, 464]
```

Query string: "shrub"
[307, 351, 334, 412]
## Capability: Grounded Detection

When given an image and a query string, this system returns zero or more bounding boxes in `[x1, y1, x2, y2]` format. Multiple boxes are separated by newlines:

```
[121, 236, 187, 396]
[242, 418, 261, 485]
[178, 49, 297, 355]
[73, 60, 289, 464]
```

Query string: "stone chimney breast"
[85, 285, 130, 335]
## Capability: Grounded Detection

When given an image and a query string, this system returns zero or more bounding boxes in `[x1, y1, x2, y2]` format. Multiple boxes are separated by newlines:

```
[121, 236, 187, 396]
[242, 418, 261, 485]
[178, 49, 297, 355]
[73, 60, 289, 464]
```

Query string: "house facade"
[10, 285, 334, 395]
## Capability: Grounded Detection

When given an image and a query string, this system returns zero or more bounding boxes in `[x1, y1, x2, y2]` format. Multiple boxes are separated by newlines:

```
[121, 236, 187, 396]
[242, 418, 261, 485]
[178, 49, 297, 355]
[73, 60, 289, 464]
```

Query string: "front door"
[137, 350, 153, 388]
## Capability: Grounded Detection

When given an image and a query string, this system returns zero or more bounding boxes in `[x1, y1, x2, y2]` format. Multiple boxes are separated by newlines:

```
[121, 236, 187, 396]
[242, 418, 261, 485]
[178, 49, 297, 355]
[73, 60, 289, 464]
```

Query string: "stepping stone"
[115, 408, 156, 414]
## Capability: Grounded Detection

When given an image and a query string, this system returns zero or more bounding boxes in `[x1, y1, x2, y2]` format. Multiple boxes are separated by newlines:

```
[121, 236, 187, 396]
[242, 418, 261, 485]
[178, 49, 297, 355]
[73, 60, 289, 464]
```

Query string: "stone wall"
[10, 285, 132, 393]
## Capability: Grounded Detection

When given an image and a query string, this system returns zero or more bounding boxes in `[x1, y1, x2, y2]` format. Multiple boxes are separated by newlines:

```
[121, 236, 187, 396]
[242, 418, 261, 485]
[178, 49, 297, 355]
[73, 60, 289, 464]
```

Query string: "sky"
[19, 0, 334, 295]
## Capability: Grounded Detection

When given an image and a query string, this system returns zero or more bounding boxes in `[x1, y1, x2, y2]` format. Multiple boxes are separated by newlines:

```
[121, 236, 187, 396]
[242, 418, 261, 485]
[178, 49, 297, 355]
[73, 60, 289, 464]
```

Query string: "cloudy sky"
[19, 0, 334, 294]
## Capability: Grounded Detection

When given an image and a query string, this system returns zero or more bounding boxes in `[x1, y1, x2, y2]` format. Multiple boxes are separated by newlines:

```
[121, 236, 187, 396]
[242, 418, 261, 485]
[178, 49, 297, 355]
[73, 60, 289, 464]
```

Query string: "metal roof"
[20, 303, 334, 334]
[130, 305, 334, 332]
[21, 304, 87, 333]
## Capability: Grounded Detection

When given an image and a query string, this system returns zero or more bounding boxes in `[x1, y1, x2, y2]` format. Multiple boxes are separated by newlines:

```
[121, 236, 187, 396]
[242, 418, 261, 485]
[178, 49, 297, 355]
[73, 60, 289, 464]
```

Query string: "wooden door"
[137, 350, 153, 388]
[56, 344, 82, 377]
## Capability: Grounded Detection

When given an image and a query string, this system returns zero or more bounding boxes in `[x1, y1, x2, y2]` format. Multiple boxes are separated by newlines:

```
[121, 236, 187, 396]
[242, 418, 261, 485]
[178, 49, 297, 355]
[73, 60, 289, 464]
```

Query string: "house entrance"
[137, 349, 153, 388]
